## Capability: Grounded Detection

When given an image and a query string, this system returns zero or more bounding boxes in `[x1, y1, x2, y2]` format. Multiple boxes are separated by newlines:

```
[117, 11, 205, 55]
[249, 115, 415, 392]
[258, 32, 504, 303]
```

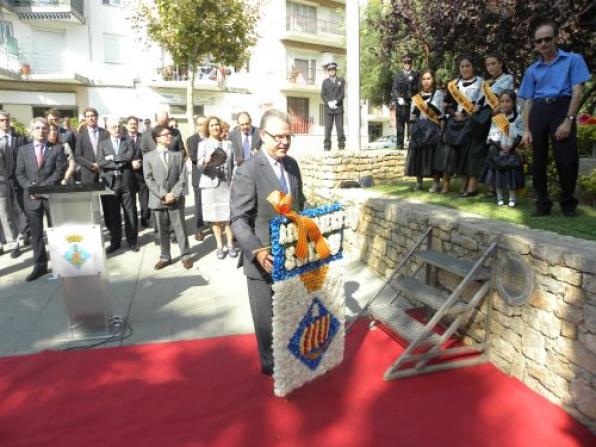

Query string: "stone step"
[390, 277, 467, 314]
[417, 250, 491, 280]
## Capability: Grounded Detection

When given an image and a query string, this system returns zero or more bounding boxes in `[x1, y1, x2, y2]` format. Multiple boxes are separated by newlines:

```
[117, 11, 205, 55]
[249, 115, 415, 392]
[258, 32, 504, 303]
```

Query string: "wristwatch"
[565, 116, 575, 122]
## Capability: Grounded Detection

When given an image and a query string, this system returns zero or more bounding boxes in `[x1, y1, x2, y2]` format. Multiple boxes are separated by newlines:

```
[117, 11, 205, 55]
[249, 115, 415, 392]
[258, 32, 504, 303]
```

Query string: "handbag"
[208, 145, 227, 167]
[410, 119, 440, 147]
[468, 106, 493, 138]
[443, 117, 469, 147]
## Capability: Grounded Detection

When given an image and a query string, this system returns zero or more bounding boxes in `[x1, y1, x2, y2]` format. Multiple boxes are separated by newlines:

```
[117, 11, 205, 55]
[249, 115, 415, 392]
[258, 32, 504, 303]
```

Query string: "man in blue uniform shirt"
[519, 21, 591, 217]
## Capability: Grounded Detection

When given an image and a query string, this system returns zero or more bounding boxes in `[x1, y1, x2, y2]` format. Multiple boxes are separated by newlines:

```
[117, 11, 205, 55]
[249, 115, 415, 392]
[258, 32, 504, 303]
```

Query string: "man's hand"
[255, 250, 274, 274]
[105, 155, 114, 161]
[522, 130, 532, 146]
[162, 192, 176, 205]
[554, 119, 572, 141]
[30, 194, 40, 200]
[454, 111, 465, 122]
[132, 160, 141, 170]
[91, 163, 99, 173]
[397, 98, 405, 106]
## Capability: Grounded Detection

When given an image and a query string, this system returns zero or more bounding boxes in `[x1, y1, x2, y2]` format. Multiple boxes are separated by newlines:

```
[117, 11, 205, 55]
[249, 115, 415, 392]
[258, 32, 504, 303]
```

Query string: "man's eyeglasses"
[534, 36, 554, 44]
[263, 130, 292, 142]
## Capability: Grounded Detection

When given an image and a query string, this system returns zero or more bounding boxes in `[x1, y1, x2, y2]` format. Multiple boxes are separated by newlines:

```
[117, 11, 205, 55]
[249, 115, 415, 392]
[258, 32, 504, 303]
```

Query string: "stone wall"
[296, 150, 406, 202]
[321, 187, 596, 431]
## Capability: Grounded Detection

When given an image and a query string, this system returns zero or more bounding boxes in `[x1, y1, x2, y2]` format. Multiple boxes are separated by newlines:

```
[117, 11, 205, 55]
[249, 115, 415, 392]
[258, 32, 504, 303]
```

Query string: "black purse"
[468, 106, 493, 138]
[443, 117, 469, 147]
[208, 145, 227, 167]
[410, 119, 440, 147]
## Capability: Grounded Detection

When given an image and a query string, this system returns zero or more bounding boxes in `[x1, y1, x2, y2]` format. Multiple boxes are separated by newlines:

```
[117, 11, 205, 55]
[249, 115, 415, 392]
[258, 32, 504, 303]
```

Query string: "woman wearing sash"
[441, 56, 483, 195]
[479, 54, 515, 197]
[406, 69, 444, 191]
[479, 90, 525, 207]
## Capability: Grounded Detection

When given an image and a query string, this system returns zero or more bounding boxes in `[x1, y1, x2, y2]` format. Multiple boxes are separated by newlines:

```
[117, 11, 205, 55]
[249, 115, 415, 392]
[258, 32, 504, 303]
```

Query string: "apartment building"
[0, 0, 370, 150]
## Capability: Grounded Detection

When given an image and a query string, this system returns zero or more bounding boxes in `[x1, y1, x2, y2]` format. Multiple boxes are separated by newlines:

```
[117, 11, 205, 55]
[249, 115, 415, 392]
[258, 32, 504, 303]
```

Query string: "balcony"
[0, 37, 21, 80]
[145, 65, 228, 92]
[282, 65, 327, 93]
[12, 0, 86, 24]
[18, 51, 88, 83]
[289, 116, 312, 135]
[283, 15, 345, 49]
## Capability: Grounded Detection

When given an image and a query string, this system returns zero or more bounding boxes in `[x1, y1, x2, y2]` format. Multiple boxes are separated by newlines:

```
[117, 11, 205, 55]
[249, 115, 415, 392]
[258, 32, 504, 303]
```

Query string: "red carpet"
[0, 323, 593, 447]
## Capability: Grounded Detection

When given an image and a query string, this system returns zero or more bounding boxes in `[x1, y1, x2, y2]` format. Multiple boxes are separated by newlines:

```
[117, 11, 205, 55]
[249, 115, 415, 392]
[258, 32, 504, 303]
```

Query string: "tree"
[126, 0, 260, 132]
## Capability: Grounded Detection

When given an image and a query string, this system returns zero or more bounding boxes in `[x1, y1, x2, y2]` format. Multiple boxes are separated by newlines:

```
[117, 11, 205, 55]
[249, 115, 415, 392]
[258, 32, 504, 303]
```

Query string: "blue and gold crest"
[63, 234, 90, 269]
[288, 297, 340, 370]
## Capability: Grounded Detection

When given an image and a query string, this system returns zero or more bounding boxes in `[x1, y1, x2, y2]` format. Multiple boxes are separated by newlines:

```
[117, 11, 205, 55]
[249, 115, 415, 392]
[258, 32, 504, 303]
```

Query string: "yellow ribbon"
[267, 191, 330, 261]
[412, 93, 440, 125]
[482, 81, 510, 137]
[448, 80, 476, 115]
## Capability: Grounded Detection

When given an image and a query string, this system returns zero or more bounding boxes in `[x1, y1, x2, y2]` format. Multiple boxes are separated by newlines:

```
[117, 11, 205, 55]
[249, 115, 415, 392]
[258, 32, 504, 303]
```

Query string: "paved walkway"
[0, 197, 383, 357]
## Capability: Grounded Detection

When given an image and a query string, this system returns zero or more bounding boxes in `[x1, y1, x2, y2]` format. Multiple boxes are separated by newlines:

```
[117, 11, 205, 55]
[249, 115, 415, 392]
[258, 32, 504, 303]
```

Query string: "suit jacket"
[74, 127, 108, 184]
[123, 132, 143, 190]
[230, 149, 305, 279]
[229, 126, 262, 167]
[143, 148, 187, 210]
[58, 126, 76, 150]
[392, 69, 420, 103]
[1, 132, 27, 192]
[321, 77, 346, 114]
[186, 132, 204, 187]
[15, 142, 67, 210]
[140, 126, 184, 154]
[97, 137, 138, 192]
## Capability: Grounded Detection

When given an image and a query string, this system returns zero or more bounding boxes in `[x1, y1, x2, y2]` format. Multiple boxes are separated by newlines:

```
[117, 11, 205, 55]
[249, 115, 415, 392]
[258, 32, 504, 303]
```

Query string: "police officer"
[392, 55, 420, 149]
[321, 62, 346, 151]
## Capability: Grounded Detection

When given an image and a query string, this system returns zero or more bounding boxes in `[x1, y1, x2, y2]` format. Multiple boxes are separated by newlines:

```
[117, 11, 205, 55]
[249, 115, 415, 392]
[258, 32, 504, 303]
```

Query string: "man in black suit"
[230, 109, 306, 376]
[16, 117, 67, 281]
[74, 107, 108, 184]
[321, 62, 346, 151]
[97, 117, 140, 253]
[392, 54, 420, 149]
[45, 108, 76, 150]
[140, 111, 185, 155]
[124, 116, 148, 228]
[0, 111, 23, 258]
[229, 111, 262, 166]
[186, 116, 208, 241]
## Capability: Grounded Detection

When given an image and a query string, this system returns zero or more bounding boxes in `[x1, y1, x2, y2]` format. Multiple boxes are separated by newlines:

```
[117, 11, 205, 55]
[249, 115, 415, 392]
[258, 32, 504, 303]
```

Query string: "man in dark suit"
[321, 62, 346, 151]
[0, 111, 22, 258]
[97, 117, 140, 253]
[16, 117, 67, 281]
[124, 116, 148, 228]
[229, 111, 262, 166]
[144, 125, 192, 270]
[45, 108, 76, 150]
[230, 109, 305, 376]
[140, 111, 185, 155]
[74, 107, 108, 184]
[186, 116, 208, 241]
[392, 55, 420, 149]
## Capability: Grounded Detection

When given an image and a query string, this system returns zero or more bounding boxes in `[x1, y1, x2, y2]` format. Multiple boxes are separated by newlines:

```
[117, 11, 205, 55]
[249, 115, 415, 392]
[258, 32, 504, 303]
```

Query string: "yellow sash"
[482, 81, 510, 136]
[412, 93, 440, 125]
[447, 80, 475, 115]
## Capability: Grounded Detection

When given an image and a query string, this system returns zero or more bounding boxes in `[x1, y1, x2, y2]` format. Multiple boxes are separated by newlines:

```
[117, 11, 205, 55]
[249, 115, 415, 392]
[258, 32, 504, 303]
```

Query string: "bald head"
[105, 117, 121, 138]
[156, 111, 169, 126]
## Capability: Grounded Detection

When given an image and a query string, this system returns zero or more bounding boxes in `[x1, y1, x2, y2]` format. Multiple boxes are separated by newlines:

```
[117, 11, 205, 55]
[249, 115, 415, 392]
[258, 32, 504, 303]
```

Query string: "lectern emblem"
[63, 234, 90, 269]
[288, 298, 340, 370]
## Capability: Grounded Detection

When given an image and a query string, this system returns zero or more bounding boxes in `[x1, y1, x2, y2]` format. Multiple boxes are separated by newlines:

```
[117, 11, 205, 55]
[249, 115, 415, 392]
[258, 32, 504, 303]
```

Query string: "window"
[169, 105, 204, 116]
[102, 0, 122, 6]
[286, 1, 317, 33]
[0, 21, 13, 45]
[104, 34, 127, 64]
[287, 97, 310, 134]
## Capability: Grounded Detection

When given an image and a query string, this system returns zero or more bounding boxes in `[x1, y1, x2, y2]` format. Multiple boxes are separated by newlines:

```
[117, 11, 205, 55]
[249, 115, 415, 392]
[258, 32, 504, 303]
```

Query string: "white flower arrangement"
[283, 233, 342, 270]
[272, 269, 345, 397]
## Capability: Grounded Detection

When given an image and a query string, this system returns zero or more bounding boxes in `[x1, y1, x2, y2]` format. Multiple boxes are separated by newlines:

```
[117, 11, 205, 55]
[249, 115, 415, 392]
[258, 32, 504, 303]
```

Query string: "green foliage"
[577, 124, 596, 157]
[10, 117, 28, 137]
[578, 170, 596, 195]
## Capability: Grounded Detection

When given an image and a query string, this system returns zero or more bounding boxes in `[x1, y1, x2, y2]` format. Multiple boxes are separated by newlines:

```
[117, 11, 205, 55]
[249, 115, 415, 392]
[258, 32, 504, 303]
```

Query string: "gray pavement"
[0, 197, 383, 357]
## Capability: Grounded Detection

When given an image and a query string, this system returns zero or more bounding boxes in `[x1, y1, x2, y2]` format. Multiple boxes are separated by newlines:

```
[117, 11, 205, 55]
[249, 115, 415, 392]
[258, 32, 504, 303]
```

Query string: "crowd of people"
[393, 21, 590, 214]
[0, 105, 265, 282]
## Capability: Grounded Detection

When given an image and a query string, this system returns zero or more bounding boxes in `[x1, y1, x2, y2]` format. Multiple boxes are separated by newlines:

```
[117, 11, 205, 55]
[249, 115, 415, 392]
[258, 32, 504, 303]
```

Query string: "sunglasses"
[534, 36, 554, 44]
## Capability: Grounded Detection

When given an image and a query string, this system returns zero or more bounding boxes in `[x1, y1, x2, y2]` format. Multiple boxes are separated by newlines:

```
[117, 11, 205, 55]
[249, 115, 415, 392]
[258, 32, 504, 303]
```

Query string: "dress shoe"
[154, 259, 171, 270]
[216, 248, 226, 260]
[140, 218, 149, 229]
[105, 244, 121, 254]
[194, 232, 204, 242]
[0, 247, 4, 256]
[182, 257, 193, 269]
[461, 190, 478, 198]
[26, 267, 48, 282]
[10, 246, 21, 259]
[129, 244, 140, 252]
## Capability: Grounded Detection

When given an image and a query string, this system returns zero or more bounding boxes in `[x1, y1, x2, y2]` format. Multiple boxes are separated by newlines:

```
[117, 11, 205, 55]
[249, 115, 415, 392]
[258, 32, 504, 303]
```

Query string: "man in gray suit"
[143, 125, 192, 270]
[16, 117, 66, 281]
[230, 109, 305, 376]
[229, 111, 262, 166]
[0, 111, 21, 258]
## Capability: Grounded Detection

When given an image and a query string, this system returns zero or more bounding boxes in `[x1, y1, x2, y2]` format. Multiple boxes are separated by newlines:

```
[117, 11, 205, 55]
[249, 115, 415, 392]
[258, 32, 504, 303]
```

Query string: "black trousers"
[11, 183, 30, 236]
[138, 181, 150, 223]
[324, 112, 345, 150]
[25, 200, 50, 269]
[529, 97, 578, 213]
[246, 276, 274, 371]
[192, 185, 204, 230]
[102, 188, 138, 246]
[395, 102, 411, 147]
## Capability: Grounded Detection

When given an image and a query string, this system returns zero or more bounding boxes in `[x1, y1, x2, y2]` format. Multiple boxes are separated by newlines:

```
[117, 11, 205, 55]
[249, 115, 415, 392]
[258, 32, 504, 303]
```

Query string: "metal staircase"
[347, 227, 498, 380]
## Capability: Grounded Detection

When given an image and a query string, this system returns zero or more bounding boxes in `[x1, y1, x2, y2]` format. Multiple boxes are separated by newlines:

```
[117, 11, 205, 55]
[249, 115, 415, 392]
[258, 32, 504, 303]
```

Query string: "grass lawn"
[374, 178, 596, 242]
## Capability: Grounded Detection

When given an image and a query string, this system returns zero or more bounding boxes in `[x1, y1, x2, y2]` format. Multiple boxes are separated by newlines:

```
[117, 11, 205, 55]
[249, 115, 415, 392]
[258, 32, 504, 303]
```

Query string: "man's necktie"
[113, 139, 119, 155]
[278, 161, 288, 194]
[35, 144, 44, 168]
[243, 134, 250, 160]
[161, 150, 168, 169]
